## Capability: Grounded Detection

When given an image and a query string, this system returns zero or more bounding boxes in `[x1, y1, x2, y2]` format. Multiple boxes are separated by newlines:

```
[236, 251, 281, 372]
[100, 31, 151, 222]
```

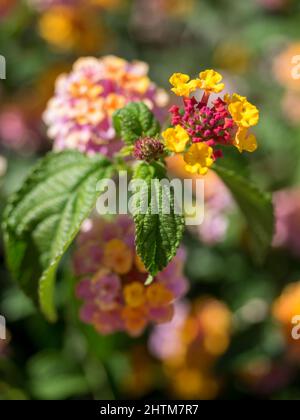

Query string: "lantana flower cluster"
[43, 56, 168, 156]
[74, 216, 188, 337]
[149, 298, 232, 399]
[162, 70, 259, 175]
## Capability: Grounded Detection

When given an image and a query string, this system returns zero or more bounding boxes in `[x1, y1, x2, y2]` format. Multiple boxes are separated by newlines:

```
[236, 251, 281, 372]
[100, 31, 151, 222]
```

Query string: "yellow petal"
[169, 73, 198, 97]
[226, 93, 259, 128]
[184, 143, 214, 175]
[198, 69, 225, 94]
[162, 125, 190, 153]
[169, 72, 190, 86]
[234, 128, 258, 153]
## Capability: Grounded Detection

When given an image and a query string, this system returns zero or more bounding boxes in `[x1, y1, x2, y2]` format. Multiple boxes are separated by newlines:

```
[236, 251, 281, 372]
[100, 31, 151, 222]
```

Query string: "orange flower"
[122, 306, 147, 336]
[124, 282, 146, 308]
[135, 254, 147, 273]
[172, 368, 219, 400]
[103, 239, 133, 274]
[105, 93, 126, 117]
[146, 283, 174, 306]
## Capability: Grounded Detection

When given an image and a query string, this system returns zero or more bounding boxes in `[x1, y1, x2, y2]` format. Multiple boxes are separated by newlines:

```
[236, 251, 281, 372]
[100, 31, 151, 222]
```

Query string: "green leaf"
[133, 162, 185, 276]
[27, 351, 89, 400]
[213, 164, 274, 262]
[3, 150, 113, 322]
[113, 102, 160, 145]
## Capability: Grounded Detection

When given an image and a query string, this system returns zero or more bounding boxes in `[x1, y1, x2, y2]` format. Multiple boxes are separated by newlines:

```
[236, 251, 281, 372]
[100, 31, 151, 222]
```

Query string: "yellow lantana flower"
[224, 93, 245, 104]
[103, 239, 133, 274]
[124, 282, 146, 308]
[234, 128, 258, 153]
[146, 283, 173, 306]
[225, 94, 259, 128]
[38, 7, 101, 52]
[198, 70, 225, 94]
[169, 73, 198, 97]
[121, 306, 147, 336]
[184, 143, 214, 175]
[162, 125, 190, 153]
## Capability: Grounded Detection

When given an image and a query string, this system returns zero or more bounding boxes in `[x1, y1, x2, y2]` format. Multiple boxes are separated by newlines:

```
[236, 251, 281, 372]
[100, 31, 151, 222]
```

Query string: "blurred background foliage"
[1, 0, 300, 400]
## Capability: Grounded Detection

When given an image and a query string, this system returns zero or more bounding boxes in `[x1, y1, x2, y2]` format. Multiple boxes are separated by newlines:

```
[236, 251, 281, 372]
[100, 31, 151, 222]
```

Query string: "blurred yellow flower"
[162, 125, 190, 153]
[38, 6, 105, 52]
[198, 69, 225, 94]
[169, 73, 198, 97]
[172, 368, 219, 400]
[124, 282, 146, 308]
[184, 143, 214, 175]
[213, 41, 250, 75]
[103, 238, 133, 274]
[273, 281, 300, 361]
[146, 283, 174, 306]
[273, 282, 300, 326]
[234, 127, 258, 153]
[123, 345, 157, 398]
[121, 306, 147, 336]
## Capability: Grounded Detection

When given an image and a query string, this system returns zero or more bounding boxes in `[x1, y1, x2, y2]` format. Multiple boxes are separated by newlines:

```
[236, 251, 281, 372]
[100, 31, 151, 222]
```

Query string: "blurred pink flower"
[273, 189, 300, 257]
[74, 215, 188, 336]
[0, 0, 17, 19]
[149, 301, 189, 360]
[197, 172, 234, 245]
[282, 90, 300, 126]
[0, 106, 46, 153]
[256, 0, 292, 11]
[43, 56, 169, 156]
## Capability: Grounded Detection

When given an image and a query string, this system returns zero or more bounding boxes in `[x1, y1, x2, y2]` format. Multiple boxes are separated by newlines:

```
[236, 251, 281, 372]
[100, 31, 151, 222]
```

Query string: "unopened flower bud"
[133, 137, 165, 162]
